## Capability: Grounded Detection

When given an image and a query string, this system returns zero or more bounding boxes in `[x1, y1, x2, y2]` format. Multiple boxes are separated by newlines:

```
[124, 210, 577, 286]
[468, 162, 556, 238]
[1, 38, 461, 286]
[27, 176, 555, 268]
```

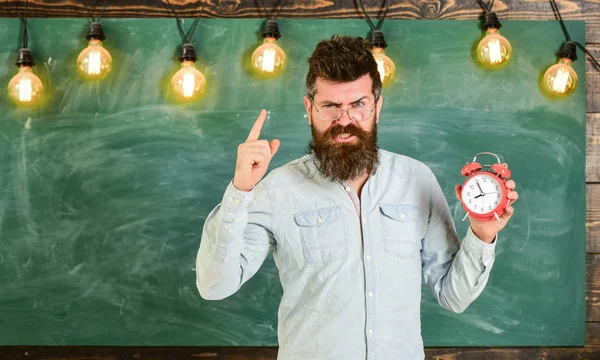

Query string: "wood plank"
[0, 0, 598, 42]
[427, 323, 600, 357]
[1, 331, 600, 360]
[587, 253, 600, 321]
[588, 45, 600, 114]
[589, 114, 600, 183]
[589, 184, 600, 254]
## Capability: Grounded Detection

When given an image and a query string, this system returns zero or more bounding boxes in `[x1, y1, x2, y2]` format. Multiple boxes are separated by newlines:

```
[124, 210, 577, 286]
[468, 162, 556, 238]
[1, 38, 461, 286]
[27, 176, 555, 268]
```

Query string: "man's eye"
[353, 101, 365, 107]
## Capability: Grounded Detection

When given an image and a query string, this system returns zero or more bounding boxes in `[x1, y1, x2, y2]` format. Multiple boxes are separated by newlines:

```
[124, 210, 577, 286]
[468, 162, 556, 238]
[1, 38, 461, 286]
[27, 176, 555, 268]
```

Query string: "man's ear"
[304, 96, 312, 125]
[375, 95, 383, 124]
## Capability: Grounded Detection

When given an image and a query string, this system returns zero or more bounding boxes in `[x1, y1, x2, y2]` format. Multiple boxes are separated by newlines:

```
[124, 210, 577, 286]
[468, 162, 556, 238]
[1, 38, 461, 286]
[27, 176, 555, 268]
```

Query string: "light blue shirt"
[196, 149, 497, 360]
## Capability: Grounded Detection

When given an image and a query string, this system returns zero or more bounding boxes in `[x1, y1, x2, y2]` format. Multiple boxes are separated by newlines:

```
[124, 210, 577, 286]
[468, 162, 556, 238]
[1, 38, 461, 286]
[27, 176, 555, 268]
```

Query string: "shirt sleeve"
[421, 170, 497, 313]
[196, 180, 276, 300]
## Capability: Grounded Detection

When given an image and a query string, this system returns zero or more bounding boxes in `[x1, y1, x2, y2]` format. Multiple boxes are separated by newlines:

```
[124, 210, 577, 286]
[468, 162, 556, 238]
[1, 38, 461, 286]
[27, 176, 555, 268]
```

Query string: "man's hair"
[306, 35, 382, 101]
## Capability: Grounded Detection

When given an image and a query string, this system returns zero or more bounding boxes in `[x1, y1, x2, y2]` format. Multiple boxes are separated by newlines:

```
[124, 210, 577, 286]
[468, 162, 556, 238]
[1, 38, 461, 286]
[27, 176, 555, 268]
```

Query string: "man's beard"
[308, 117, 379, 182]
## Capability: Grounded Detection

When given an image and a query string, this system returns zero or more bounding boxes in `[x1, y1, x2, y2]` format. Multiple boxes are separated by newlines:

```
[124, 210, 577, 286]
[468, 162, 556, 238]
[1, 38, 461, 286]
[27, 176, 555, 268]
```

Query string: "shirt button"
[317, 217, 323, 224]
[400, 213, 405, 219]
[224, 225, 229, 230]
[234, 198, 240, 204]
[366, 255, 371, 260]
[368, 292, 373, 297]
[368, 329, 373, 335]
[345, 186, 351, 192]
[362, 218, 367, 224]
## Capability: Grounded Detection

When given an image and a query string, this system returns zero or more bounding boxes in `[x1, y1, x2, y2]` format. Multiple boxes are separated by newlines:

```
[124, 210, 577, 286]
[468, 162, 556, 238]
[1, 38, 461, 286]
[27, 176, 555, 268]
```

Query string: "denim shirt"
[196, 149, 497, 360]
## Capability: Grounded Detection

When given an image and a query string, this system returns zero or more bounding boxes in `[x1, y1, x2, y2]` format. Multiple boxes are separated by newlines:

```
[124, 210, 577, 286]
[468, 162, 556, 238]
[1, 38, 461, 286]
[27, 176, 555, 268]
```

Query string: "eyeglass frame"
[308, 96, 379, 123]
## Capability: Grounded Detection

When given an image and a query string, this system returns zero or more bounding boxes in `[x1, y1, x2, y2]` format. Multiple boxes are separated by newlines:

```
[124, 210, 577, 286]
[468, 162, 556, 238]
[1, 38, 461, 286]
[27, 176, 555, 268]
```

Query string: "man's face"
[303, 74, 384, 182]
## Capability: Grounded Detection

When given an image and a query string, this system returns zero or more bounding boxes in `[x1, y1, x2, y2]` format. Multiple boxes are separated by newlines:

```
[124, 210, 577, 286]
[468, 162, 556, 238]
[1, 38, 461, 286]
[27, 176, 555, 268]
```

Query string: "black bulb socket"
[262, 20, 281, 39]
[15, 48, 34, 67]
[180, 43, 198, 62]
[86, 22, 106, 41]
[371, 30, 387, 49]
[482, 12, 502, 31]
[557, 41, 577, 62]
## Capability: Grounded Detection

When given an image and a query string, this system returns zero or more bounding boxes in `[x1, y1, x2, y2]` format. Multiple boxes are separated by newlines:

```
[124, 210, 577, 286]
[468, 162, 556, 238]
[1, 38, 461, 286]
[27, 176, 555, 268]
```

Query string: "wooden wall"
[0, 0, 599, 358]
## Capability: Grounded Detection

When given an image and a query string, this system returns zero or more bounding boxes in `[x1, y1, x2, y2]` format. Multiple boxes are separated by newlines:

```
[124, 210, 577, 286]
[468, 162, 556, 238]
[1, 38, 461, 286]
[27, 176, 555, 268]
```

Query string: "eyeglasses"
[311, 98, 378, 122]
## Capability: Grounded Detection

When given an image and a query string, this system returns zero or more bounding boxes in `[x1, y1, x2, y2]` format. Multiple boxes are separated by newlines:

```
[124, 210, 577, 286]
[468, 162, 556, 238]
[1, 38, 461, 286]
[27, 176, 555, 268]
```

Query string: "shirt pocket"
[379, 203, 421, 259]
[294, 206, 349, 265]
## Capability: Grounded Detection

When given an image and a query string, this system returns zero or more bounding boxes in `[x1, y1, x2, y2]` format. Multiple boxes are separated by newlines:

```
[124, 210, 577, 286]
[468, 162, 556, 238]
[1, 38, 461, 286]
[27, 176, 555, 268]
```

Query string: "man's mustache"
[326, 124, 367, 138]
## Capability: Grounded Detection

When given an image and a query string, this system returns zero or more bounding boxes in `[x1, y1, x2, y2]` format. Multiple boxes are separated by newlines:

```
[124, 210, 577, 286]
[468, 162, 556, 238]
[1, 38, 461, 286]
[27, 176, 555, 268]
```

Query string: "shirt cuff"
[462, 226, 497, 262]
[222, 180, 255, 214]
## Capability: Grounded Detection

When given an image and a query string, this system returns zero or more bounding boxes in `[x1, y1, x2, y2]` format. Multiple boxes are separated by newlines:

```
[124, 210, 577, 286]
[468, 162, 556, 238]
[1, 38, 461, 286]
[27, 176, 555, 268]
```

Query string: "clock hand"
[476, 181, 484, 195]
[474, 194, 484, 199]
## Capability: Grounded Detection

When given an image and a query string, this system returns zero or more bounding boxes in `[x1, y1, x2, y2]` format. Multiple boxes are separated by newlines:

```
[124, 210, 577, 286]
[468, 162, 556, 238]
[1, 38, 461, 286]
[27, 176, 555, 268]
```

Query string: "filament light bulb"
[77, 22, 112, 79]
[372, 47, 396, 86]
[477, 28, 512, 68]
[171, 44, 206, 101]
[7, 49, 43, 106]
[370, 30, 396, 86]
[250, 20, 286, 77]
[542, 42, 579, 97]
[77, 39, 112, 79]
[251, 37, 286, 76]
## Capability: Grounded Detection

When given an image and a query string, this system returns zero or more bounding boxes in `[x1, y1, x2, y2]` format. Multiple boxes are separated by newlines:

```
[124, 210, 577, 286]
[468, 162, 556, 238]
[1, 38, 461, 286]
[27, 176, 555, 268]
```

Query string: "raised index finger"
[246, 109, 267, 143]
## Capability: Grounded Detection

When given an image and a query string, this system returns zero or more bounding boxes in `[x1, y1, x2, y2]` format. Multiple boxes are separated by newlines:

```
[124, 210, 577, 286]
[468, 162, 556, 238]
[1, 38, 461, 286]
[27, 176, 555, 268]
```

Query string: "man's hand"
[232, 109, 280, 192]
[454, 170, 519, 243]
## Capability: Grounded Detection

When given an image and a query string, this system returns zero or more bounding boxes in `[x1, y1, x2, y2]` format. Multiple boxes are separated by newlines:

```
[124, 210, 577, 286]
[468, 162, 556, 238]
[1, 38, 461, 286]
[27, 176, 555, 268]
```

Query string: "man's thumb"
[270, 139, 280, 157]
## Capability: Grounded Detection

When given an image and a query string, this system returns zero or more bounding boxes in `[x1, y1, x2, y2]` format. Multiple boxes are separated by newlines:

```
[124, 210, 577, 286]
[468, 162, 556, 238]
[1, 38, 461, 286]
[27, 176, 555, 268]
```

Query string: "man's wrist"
[471, 226, 496, 244]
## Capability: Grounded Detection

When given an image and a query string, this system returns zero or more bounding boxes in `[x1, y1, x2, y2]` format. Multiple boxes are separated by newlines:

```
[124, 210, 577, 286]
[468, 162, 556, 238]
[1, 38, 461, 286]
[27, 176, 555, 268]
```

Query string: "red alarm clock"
[458, 152, 512, 223]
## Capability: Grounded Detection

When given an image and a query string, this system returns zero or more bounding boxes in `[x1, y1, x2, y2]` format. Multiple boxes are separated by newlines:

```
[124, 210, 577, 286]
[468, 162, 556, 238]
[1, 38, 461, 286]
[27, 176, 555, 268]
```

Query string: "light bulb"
[77, 39, 112, 79]
[7, 49, 43, 106]
[543, 58, 578, 97]
[77, 22, 112, 79]
[372, 47, 396, 86]
[477, 28, 512, 68]
[251, 37, 286, 76]
[171, 60, 206, 100]
[8, 66, 43, 105]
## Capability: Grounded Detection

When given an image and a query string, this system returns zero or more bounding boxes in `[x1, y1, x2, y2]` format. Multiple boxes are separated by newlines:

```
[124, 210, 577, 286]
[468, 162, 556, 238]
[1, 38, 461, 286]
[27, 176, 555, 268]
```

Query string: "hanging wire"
[475, 0, 493, 13]
[272, 0, 290, 19]
[84, 0, 108, 23]
[549, 0, 570, 42]
[21, 0, 28, 48]
[185, 0, 206, 42]
[549, 0, 599, 69]
[575, 42, 600, 69]
[164, 0, 207, 44]
[95, 0, 107, 22]
[356, 0, 391, 31]
[357, 0, 375, 30]
[256, 0, 269, 18]
[256, 0, 290, 20]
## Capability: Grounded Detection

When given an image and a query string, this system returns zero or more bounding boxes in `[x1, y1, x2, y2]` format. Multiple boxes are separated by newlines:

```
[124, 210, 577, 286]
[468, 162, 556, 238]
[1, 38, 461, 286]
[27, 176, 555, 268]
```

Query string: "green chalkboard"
[0, 19, 586, 347]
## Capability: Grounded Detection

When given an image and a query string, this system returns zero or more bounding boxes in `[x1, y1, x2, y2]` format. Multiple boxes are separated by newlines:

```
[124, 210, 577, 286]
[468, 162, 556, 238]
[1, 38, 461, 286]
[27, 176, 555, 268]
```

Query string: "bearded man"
[196, 35, 519, 360]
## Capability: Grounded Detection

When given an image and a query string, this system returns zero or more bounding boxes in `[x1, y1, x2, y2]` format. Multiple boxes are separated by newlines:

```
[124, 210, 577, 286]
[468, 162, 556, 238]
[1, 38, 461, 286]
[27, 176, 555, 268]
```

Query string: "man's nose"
[335, 110, 354, 126]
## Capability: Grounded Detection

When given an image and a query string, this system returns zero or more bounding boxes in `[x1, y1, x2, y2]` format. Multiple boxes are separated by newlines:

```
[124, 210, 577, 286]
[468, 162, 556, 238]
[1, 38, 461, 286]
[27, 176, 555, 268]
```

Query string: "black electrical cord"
[356, 0, 391, 31]
[21, 0, 28, 48]
[15, 0, 34, 67]
[549, 0, 599, 69]
[476, 0, 494, 13]
[84, 0, 107, 23]
[575, 41, 600, 69]
[164, 0, 207, 44]
[549, 0, 570, 42]
[256, 0, 290, 20]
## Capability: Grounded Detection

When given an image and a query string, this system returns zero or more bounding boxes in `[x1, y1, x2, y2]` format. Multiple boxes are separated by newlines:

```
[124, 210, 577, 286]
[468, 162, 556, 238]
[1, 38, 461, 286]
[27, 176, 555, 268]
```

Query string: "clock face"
[461, 173, 504, 214]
